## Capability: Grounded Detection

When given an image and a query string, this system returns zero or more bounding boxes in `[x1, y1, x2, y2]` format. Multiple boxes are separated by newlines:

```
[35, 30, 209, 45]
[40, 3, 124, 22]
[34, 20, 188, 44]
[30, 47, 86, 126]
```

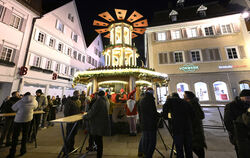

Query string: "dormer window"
[169, 10, 178, 22]
[197, 5, 207, 17]
[177, 0, 185, 8]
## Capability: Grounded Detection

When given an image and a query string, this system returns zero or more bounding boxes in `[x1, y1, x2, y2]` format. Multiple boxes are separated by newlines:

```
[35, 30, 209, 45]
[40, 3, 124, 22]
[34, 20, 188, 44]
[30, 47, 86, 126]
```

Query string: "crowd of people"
[0, 87, 249, 158]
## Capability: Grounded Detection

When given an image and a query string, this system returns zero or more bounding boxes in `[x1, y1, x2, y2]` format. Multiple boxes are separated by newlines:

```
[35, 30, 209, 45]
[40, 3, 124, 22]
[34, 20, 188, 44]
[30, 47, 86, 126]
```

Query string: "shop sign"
[218, 65, 247, 69]
[179, 64, 199, 72]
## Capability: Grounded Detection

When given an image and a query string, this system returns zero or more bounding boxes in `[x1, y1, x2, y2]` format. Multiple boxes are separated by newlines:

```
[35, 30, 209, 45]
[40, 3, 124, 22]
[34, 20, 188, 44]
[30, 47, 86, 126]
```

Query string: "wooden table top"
[0, 110, 45, 117]
[201, 104, 225, 108]
[50, 113, 87, 123]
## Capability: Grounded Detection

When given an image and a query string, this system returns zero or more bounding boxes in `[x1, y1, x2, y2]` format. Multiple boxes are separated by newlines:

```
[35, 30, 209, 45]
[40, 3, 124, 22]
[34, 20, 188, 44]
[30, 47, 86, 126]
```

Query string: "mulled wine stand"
[0, 110, 45, 148]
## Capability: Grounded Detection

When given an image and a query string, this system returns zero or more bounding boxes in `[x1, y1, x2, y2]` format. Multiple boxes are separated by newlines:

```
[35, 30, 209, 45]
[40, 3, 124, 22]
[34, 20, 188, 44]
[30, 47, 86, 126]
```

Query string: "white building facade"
[0, 0, 41, 104]
[21, 1, 104, 97]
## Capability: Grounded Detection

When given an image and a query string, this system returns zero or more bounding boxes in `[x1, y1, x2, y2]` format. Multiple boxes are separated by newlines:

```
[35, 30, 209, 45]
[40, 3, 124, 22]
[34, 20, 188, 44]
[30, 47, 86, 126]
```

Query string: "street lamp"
[242, 11, 249, 19]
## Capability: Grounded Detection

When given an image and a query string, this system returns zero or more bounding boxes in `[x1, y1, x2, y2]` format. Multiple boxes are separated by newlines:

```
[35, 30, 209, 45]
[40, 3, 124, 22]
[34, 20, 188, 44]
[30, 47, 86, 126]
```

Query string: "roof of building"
[150, 1, 246, 27]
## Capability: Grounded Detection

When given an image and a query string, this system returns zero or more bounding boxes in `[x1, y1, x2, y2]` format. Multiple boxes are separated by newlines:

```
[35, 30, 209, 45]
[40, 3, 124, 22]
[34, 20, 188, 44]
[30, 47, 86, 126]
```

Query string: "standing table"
[201, 104, 226, 131]
[50, 113, 86, 158]
[0, 110, 45, 148]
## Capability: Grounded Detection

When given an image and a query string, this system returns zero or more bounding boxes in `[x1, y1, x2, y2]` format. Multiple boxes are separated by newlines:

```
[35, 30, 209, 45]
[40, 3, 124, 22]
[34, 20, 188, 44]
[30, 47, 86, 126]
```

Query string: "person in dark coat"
[138, 87, 160, 158]
[85, 92, 98, 151]
[46, 95, 53, 126]
[64, 90, 82, 154]
[163, 92, 194, 158]
[184, 91, 207, 158]
[83, 90, 111, 158]
[224, 89, 250, 158]
[0, 92, 20, 147]
[60, 95, 67, 112]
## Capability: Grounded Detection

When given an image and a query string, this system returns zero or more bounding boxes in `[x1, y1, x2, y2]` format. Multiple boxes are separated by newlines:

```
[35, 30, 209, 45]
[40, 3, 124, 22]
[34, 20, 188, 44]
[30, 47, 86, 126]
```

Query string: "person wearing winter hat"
[224, 89, 250, 158]
[83, 90, 111, 158]
[7, 92, 38, 158]
[137, 87, 161, 158]
[184, 91, 206, 158]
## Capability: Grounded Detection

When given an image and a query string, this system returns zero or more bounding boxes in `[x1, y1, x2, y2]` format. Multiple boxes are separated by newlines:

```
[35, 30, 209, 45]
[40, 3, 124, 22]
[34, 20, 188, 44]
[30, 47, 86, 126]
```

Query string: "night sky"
[43, 0, 230, 65]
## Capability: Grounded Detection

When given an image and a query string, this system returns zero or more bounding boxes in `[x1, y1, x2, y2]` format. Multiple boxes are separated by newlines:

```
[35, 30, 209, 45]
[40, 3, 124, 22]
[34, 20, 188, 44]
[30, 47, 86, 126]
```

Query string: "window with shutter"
[226, 47, 239, 59]
[204, 26, 214, 36]
[174, 52, 184, 63]
[190, 50, 201, 62]
[221, 24, 232, 34]
[58, 43, 63, 52]
[157, 32, 166, 41]
[55, 63, 60, 72]
[73, 51, 77, 59]
[45, 60, 51, 70]
[171, 30, 181, 40]
[159, 53, 163, 64]
[186, 28, 197, 38]
[56, 20, 64, 32]
[49, 38, 55, 47]
[33, 56, 40, 67]
[0, 46, 14, 62]
[37, 32, 45, 43]
[70, 67, 75, 76]
[0, 5, 4, 18]
[78, 54, 81, 61]
[10, 14, 22, 29]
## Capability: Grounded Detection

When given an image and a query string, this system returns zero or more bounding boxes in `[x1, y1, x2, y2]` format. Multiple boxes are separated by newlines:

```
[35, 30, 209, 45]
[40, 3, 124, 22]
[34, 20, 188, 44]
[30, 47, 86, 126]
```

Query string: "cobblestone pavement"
[0, 107, 236, 158]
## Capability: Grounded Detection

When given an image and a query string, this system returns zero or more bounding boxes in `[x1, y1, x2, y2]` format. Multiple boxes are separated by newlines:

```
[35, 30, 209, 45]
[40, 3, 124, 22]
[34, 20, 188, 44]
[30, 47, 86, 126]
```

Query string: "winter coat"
[224, 97, 249, 145]
[36, 94, 48, 111]
[234, 110, 250, 158]
[12, 95, 38, 122]
[83, 96, 111, 136]
[163, 97, 194, 135]
[188, 98, 207, 149]
[64, 97, 82, 117]
[138, 92, 160, 131]
[0, 97, 20, 113]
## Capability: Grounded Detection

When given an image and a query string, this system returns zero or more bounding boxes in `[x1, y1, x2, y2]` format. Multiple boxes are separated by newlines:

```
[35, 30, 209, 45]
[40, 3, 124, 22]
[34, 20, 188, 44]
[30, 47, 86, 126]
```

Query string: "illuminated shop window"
[194, 82, 209, 101]
[213, 81, 229, 101]
[239, 81, 250, 91]
[157, 86, 168, 105]
[177, 82, 189, 98]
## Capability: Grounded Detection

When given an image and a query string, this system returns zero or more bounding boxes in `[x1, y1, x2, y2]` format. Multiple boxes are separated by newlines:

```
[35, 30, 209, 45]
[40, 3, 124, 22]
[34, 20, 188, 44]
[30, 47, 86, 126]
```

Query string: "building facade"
[0, 0, 41, 103]
[145, 2, 250, 104]
[21, 1, 104, 97]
